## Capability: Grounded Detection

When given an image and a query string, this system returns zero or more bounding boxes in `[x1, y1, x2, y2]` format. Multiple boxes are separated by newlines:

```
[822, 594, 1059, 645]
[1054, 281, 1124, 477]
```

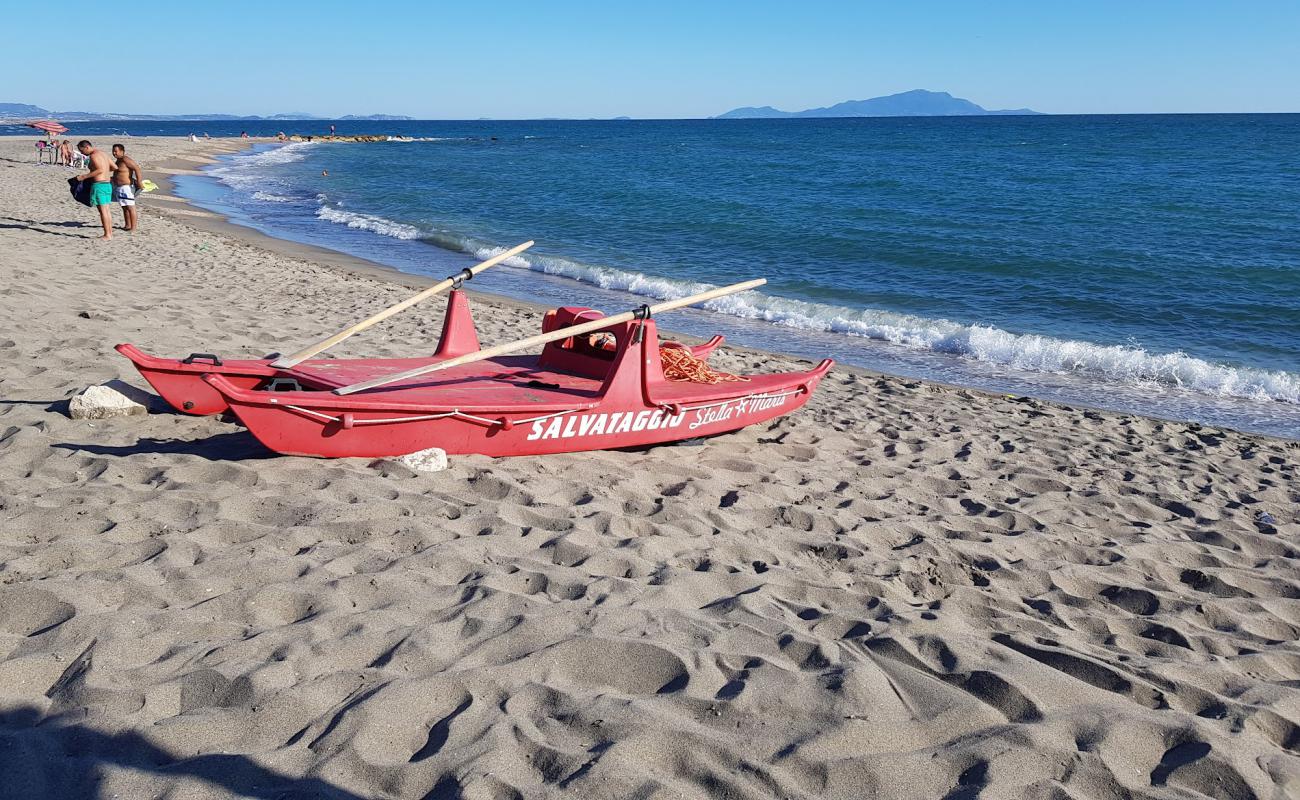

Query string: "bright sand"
[0, 136, 1298, 799]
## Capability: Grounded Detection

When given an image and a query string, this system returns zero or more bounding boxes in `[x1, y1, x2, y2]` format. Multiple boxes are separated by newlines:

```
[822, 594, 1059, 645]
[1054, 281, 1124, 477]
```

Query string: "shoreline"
[14, 132, 1293, 440]
[1, 134, 1298, 798]
[175, 137, 1300, 442]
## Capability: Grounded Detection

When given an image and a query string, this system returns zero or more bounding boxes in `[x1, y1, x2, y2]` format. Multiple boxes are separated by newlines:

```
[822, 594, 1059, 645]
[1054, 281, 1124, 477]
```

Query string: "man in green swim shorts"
[75, 140, 114, 240]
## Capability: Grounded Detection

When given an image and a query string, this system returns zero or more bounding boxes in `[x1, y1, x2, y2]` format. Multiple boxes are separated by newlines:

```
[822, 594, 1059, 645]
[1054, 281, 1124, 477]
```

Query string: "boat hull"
[116, 344, 274, 415]
[115, 289, 486, 416]
[206, 368, 829, 458]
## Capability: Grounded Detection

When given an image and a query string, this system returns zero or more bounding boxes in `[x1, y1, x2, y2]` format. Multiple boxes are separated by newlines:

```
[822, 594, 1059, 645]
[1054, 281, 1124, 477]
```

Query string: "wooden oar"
[269, 240, 535, 368]
[333, 278, 766, 395]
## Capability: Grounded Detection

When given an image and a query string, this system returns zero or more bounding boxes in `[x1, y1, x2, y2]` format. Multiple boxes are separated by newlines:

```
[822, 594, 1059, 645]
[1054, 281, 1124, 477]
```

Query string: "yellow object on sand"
[141, 180, 158, 193]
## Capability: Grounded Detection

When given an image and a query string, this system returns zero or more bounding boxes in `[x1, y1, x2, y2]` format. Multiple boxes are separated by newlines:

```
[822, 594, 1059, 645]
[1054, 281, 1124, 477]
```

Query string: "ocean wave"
[196, 144, 1300, 406]
[208, 142, 318, 191]
[251, 191, 292, 202]
[460, 242, 1300, 405]
[315, 205, 421, 240]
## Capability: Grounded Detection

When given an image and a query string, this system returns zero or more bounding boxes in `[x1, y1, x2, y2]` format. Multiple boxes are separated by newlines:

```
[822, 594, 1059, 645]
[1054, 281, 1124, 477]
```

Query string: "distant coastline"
[0, 102, 411, 123]
[715, 89, 1042, 119]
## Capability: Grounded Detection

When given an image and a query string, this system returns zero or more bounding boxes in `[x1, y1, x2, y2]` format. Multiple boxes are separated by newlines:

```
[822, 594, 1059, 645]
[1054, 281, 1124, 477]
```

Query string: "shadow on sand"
[0, 705, 387, 800]
[53, 431, 276, 461]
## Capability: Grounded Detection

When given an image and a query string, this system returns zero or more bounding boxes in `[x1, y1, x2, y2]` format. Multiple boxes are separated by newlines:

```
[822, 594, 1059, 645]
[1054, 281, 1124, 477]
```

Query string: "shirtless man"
[75, 140, 113, 240]
[111, 144, 144, 231]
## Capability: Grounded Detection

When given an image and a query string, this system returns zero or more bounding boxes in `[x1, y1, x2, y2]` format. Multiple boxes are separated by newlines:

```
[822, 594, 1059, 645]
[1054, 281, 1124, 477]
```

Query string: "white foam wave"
[251, 191, 292, 202]
[315, 205, 421, 240]
[463, 243, 1300, 405]
[199, 150, 1300, 406]
[208, 142, 318, 191]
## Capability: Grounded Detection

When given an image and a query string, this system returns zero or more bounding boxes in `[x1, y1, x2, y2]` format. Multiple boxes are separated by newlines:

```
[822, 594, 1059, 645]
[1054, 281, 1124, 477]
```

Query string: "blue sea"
[14, 116, 1298, 437]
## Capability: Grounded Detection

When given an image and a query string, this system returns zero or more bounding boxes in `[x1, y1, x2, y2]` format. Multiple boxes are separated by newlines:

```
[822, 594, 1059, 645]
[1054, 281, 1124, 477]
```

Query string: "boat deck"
[286, 353, 807, 410]
[291, 356, 606, 406]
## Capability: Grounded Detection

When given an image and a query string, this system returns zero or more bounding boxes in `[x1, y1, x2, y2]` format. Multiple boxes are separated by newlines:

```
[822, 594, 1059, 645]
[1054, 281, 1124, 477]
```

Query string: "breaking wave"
[204, 144, 1300, 407]
[314, 205, 421, 240]
[302, 202, 1300, 404]
[461, 243, 1300, 405]
[295, 198, 1300, 405]
[209, 141, 317, 193]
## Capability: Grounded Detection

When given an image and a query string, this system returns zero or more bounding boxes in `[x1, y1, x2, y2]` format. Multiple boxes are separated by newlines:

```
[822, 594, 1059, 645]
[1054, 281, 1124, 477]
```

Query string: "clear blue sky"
[6, 1, 1297, 117]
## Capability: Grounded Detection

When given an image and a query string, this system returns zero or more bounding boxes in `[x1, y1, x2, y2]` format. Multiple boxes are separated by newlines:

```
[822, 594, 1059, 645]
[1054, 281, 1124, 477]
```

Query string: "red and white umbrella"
[27, 120, 68, 135]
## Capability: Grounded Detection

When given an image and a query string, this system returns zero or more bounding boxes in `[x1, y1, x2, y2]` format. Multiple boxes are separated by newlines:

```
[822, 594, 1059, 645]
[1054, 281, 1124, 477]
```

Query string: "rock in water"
[390, 447, 449, 473]
[68, 381, 151, 420]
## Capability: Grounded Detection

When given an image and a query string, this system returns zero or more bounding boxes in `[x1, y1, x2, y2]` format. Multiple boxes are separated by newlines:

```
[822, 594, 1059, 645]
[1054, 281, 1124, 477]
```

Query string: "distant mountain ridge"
[715, 90, 1042, 119]
[0, 103, 412, 122]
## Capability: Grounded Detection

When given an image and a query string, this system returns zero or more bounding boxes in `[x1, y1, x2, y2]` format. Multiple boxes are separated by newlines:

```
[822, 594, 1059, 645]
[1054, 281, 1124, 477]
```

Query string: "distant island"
[0, 103, 412, 122]
[715, 89, 1042, 119]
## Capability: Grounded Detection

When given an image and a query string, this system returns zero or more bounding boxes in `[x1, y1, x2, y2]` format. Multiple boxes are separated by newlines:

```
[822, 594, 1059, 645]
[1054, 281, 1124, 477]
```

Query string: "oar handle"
[270, 240, 534, 368]
[333, 278, 766, 395]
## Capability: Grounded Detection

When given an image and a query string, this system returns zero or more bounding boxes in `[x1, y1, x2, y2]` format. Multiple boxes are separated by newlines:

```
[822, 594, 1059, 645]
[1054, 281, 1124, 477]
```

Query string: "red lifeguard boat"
[119, 270, 833, 459]
[116, 289, 485, 417]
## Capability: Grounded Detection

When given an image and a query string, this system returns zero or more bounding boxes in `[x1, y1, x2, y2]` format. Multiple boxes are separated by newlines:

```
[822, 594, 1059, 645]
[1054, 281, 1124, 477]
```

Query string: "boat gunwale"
[204, 361, 832, 416]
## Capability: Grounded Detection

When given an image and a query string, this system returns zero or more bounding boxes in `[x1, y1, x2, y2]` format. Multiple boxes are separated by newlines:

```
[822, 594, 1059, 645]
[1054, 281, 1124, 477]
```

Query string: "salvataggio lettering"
[523, 394, 788, 441]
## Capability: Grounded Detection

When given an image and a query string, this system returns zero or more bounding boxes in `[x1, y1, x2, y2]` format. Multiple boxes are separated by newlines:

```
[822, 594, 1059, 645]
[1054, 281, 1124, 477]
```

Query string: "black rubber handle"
[182, 353, 223, 366]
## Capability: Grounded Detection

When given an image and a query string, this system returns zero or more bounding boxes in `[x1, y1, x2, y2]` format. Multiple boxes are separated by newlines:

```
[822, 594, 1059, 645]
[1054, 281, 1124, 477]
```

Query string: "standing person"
[329, 124, 336, 138]
[60, 140, 72, 167]
[74, 140, 114, 240]
[111, 143, 144, 232]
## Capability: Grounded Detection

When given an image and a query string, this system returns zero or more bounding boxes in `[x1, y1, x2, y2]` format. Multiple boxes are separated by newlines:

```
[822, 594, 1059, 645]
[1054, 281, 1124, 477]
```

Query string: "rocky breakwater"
[284, 134, 401, 143]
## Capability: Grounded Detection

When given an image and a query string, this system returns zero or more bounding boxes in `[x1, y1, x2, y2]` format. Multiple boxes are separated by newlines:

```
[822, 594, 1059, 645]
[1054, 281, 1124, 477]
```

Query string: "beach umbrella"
[27, 120, 68, 135]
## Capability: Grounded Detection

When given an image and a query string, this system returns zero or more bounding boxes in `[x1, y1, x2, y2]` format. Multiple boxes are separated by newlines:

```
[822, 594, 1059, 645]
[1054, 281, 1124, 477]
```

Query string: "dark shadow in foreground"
[0, 705, 379, 800]
[53, 431, 276, 462]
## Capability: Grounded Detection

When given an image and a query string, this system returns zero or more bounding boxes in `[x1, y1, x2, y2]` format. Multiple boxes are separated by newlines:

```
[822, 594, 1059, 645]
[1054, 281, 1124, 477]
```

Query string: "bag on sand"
[68, 177, 92, 207]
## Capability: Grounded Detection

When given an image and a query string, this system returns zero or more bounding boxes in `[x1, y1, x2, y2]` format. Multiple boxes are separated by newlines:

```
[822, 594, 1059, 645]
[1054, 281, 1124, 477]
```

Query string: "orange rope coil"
[659, 343, 748, 384]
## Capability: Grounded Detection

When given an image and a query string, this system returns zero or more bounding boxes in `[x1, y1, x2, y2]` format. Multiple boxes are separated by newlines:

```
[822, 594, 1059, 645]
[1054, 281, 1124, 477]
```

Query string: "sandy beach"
[1, 135, 1299, 799]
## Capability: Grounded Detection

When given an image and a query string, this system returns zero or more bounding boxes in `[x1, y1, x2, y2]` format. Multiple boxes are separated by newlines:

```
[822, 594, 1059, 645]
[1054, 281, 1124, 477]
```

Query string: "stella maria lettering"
[688, 393, 788, 431]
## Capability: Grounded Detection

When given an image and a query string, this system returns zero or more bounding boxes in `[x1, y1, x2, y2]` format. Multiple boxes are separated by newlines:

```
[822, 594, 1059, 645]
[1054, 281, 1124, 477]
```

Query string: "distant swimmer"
[322, 170, 329, 177]
[74, 140, 114, 240]
[111, 143, 144, 232]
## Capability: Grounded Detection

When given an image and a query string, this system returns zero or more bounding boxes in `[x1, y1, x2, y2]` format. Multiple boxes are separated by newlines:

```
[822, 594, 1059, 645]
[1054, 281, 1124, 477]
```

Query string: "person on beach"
[111, 144, 144, 232]
[329, 124, 336, 138]
[60, 140, 72, 167]
[74, 140, 114, 240]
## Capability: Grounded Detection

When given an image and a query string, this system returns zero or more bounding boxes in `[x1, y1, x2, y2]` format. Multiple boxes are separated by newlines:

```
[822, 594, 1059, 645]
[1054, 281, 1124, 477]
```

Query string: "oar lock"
[449, 267, 475, 291]
[632, 304, 652, 343]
